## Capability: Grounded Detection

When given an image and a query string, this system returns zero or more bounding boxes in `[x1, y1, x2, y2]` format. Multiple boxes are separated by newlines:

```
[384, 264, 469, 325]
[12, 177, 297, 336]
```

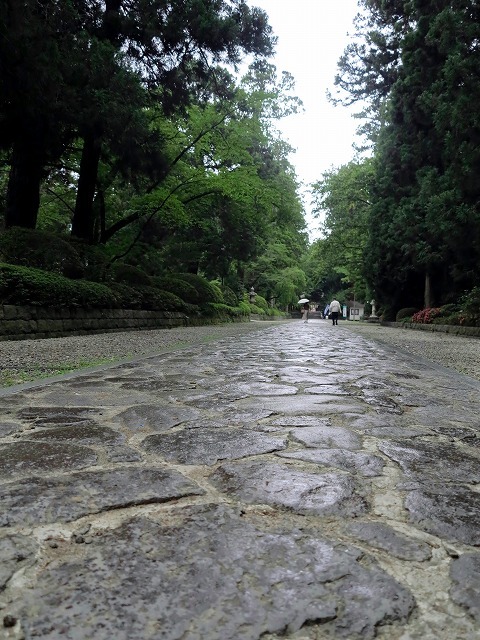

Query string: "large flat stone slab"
[405, 485, 480, 545]
[235, 395, 367, 415]
[450, 554, 480, 621]
[277, 368, 346, 385]
[0, 467, 204, 527]
[210, 407, 276, 424]
[8, 505, 414, 639]
[210, 461, 368, 516]
[345, 522, 432, 561]
[15, 407, 98, 427]
[268, 416, 332, 428]
[279, 449, 385, 477]
[363, 426, 433, 438]
[19, 424, 125, 446]
[0, 441, 97, 480]
[304, 384, 350, 395]
[222, 381, 298, 396]
[141, 428, 287, 465]
[288, 426, 363, 450]
[0, 421, 21, 437]
[378, 440, 480, 482]
[0, 533, 38, 589]
[35, 387, 153, 407]
[115, 404, 202, 432]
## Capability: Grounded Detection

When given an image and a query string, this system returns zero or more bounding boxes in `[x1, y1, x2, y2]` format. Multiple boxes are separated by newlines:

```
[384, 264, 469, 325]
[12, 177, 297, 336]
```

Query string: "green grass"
[0, 357, 118, 387]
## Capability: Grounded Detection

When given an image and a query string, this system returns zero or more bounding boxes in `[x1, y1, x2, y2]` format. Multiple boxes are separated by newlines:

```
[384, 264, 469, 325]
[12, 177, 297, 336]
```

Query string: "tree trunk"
[71, 132, 102, 242]
[5, 136, 44, 229]
[424, 271, 433, 308]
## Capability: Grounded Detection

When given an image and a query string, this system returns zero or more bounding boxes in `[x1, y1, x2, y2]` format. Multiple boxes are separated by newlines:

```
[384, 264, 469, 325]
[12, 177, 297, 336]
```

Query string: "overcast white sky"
[246, 0, 364, 239]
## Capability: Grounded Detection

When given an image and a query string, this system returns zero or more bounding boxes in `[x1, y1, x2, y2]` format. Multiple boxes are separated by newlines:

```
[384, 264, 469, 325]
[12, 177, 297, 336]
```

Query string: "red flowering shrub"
[411, 307, 442, 324]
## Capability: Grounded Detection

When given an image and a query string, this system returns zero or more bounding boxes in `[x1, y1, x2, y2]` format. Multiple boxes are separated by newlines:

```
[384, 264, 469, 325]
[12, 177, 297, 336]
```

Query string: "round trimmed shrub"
[108, 282, 145, 309]
[135, 286, 184, 311]
[219, 285, 239, 307]
[153, 276, 197, 302]
[0, 228, 84, 278]
[175, 273, 224, 305]
[253, 294, 270, 312]
[111, 264, 152, 287]
[396, 307, 419, 321]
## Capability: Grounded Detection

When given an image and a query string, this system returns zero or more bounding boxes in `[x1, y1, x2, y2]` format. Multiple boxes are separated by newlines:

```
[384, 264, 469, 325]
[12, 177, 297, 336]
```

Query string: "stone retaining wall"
[0, 305, 190, 341]
[382, 321, 480, 338]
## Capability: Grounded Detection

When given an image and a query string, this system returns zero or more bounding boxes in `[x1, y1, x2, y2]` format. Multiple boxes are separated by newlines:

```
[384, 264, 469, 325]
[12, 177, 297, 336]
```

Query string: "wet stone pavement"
[1, 321, 480, 640]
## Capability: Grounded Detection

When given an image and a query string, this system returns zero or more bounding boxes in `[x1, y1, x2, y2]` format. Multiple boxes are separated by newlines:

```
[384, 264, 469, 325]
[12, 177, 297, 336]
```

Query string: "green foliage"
[0, 228, 84, 278]
[153, 276, 198, 302]
[176, 273, 224, 305]
[107, 283, 145, 309]
[67, 240, 110, 282]
[237, 301, 251, 315]
[218, 284, 239, 306]
[459, 288, 480, 315]
[248, 303, 267, 315]
[3, 0, 275, 235]
[0, 262, 190, 312]
[332, 0, 480, 314]
[109, 281, 195, 312]
[456, 288, 480, 326]
[0, 2, 312, 317]
[395, 307, 419, 321]
[273, 267, 308, 307]
[133, 286, 185, 311]
[252, 294, 270, 312]
[0, 263, 117, 307]
[111, 264, 152, 287]
[203, 302, 249, 320]
[310, 159, 373, 304]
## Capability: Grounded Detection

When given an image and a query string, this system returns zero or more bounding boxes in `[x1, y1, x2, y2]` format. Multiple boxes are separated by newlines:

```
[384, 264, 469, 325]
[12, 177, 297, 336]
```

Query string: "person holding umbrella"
[298, 297, 310, 323]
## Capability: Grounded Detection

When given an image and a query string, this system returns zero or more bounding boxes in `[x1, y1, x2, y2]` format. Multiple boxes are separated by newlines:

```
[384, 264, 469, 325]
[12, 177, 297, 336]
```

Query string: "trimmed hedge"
[202, 302, 249, 319]
[152, 276, 198, 303]
[0, 263, 270, 321]
[219, 284, 239, 306]
[0, 263, 117, 307]
[111, 264, 152, 287]
[108, 282, 185, 311]
[0, 264, 186, 311]
[0, 228, 85, 278]
[176, 273, 224, 304]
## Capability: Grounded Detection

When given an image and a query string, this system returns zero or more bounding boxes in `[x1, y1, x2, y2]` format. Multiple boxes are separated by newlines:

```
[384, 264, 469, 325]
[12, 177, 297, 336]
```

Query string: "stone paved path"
[1, 320, 480, 639]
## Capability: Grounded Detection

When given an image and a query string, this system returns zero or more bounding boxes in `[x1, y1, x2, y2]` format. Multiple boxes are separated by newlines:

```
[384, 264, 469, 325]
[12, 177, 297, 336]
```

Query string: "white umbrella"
[297, 298, 309, 304]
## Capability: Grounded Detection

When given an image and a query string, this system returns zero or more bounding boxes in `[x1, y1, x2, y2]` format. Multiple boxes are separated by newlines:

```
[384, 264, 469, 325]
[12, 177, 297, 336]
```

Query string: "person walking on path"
[329, 298, 341, 325]
[301, 303, 309, 323]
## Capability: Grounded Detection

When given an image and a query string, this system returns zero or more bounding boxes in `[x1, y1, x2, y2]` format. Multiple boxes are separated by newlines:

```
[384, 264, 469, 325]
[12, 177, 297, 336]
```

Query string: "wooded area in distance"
[1, 1, 479, 327]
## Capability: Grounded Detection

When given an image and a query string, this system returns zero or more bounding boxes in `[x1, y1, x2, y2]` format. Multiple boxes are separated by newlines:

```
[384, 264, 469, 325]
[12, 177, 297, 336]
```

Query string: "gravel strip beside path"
[342, 321, 480, 382]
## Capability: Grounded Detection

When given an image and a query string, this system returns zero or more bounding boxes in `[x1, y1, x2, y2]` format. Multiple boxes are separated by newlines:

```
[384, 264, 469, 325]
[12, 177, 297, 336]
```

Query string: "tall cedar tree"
[333, 0, 480, 313]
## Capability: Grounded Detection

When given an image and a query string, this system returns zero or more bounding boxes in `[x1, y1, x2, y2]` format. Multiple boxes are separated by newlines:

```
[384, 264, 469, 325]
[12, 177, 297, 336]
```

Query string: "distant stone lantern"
[370, 299, 378, 318]
[249, 287, 257, 304]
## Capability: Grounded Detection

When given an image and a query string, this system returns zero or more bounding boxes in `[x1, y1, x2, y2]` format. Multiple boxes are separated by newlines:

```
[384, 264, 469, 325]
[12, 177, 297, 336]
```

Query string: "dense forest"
[0, 0, 310, 320]
[309, 0, 480, 325]
[1, 1, 479, 327]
